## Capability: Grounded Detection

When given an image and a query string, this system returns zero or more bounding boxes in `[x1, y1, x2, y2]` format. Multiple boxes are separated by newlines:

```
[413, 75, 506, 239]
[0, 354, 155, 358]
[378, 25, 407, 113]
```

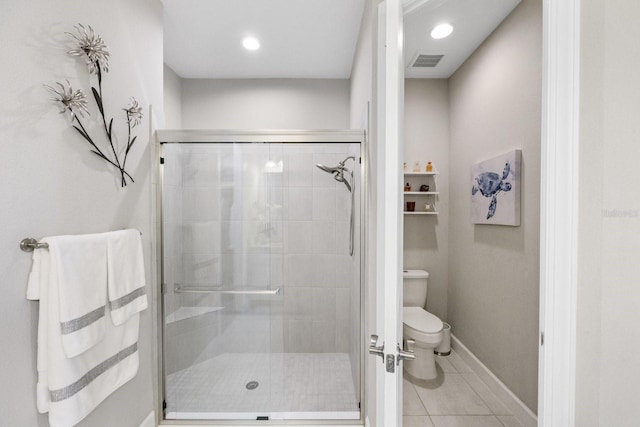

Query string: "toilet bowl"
[403, 270, 444, 380]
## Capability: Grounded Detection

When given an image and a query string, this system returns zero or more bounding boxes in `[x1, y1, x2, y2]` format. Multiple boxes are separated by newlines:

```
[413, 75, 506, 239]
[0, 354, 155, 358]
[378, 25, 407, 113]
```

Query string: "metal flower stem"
[71, 113, 134, 183]
[93, 63, 132, 186]
[121, 112, 134, 174]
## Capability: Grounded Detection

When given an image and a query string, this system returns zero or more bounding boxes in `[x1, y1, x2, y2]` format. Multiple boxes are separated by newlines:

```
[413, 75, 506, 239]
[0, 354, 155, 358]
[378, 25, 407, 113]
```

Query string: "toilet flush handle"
[397, 339, 416, 365]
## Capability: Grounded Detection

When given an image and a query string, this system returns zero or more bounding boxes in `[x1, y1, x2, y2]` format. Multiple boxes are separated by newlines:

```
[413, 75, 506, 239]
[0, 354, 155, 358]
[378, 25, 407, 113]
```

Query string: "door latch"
[386, 354, 395, 373]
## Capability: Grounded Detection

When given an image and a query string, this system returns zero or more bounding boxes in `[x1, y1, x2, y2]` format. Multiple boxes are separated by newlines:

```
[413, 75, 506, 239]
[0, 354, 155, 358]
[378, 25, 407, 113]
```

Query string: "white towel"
[51, 234, 108, 358]
[28, 237, 142, 427]
[26, 247, 43, 300]
[106, 229, 147, 325]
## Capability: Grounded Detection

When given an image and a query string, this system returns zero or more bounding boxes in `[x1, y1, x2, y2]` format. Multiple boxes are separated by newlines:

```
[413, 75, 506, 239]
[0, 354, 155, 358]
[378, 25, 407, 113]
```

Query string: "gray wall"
[164, 64, 183, 129]
[447, 0, 541, 412]
[349, 0, 376, 424]
[576, 1, 640, 425]
[181, 79, 350, 129]
[0, 0, 162, 426]
[404, 79, 450, 321]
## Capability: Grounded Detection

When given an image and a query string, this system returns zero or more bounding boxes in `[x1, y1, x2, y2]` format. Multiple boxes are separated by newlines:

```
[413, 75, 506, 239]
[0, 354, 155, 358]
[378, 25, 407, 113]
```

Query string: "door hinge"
[160, 157, 165, 164]
[541, 331, 544, 346]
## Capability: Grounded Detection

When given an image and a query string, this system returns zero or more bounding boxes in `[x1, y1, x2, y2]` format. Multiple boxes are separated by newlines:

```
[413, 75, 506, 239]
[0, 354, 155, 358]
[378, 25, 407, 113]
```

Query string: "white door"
[371, 0, 406, 425]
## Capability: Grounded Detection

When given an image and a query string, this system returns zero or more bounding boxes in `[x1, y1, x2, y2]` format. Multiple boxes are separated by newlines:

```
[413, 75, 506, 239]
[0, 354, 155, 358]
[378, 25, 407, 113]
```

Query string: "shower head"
[316, 164, 342, 175]
[333, 170, 352, 192]
[315, 156, 355, 193]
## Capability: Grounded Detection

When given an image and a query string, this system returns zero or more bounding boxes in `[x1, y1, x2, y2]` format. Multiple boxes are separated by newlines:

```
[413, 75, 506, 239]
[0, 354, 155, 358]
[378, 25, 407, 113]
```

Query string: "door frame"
[538, 0, 580, 425]
[379, 0, 582, 425]
[374, 0, 405, 426]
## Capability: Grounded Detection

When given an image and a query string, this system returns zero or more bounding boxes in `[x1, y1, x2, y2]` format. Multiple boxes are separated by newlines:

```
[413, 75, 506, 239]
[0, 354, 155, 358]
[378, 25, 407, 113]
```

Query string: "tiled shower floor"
[165, 352, 359, 419]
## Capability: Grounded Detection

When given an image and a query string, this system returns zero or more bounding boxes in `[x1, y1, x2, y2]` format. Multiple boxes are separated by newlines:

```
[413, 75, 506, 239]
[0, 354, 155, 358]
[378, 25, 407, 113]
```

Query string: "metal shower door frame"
[154, 129, 367, 425]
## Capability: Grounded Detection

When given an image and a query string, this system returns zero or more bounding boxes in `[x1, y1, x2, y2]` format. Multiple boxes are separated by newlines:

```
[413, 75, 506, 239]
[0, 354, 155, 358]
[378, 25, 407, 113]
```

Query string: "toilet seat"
[403, 307, 443, 334]
[403, 307, 444, 346]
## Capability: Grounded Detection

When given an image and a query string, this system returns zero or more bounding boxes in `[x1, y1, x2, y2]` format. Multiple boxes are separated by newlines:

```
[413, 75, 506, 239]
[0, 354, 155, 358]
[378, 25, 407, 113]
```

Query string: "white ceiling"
[163, 0, 366, 79]
[163, 0, 521, 80]
[404, 0, 521, 78]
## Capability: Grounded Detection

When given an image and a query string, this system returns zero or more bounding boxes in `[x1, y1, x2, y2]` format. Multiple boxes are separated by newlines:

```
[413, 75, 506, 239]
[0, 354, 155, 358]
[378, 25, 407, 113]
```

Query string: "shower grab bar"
[173, 285, 280, 296]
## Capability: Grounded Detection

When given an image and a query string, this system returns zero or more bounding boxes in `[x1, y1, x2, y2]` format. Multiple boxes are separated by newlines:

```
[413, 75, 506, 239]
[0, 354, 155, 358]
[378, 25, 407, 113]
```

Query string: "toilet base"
[403, 343, 438, 380]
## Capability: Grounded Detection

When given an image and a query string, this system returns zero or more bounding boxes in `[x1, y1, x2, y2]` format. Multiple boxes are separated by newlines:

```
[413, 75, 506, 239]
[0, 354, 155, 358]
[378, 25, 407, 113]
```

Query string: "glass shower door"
[162, 142, 284, 419]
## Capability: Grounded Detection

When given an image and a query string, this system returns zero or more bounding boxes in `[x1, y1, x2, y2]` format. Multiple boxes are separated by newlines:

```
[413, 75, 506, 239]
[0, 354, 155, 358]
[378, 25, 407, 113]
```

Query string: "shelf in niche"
[165, 306, 224, 324]
[403, 191, 439, 195]
[404, 171, 439, 176]
[404, 211, 438, 215]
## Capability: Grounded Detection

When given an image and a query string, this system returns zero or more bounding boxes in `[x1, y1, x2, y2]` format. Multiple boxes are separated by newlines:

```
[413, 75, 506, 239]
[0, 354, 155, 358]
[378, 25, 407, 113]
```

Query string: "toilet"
[403, 269, 444, 380]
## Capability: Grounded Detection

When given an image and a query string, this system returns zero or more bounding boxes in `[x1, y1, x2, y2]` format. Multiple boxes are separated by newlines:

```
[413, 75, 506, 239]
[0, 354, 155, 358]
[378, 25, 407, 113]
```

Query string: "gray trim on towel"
[49, 342, 138, 402]
[60, 306, 106, 335]
[109, 287, 146, 311]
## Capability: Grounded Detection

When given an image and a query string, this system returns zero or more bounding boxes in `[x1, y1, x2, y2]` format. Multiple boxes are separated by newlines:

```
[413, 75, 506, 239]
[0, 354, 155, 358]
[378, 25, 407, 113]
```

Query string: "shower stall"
[158, 131, 364, 422]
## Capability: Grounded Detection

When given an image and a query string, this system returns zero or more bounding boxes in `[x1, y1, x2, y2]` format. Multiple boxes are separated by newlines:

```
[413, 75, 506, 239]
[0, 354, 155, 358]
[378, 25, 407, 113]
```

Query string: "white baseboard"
[451, 335, 537, 427]
[139, 411, 155, 427]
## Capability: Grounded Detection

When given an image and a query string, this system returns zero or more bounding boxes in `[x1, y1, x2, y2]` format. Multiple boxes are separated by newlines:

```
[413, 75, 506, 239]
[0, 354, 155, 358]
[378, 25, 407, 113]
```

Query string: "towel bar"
[20, 231, 142, 253]
[174, 285, 280, 296]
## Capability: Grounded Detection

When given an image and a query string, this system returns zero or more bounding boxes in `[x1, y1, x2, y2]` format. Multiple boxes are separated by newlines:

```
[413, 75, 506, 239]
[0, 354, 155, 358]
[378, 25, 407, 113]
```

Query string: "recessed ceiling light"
[242, 37, 260, 50]
[431, 23, 453, 39]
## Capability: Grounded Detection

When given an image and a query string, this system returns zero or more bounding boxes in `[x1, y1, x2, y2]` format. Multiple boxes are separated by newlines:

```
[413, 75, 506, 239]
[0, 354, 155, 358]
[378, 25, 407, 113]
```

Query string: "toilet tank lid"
[403, 269, 429, 279]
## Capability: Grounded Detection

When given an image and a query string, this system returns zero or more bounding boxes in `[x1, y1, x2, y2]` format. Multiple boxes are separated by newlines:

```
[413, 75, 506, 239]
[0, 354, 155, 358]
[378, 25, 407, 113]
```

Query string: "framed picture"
[471, 149, 521, 226]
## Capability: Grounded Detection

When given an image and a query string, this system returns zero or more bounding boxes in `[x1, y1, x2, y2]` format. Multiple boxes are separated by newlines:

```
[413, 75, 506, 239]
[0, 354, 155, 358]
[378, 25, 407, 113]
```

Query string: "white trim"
[538, 0, 580, 426]
[156, 129, 365, 143]
[376, 0, 404, 425]
[401, 0, 449, 16]
[139, 411, 155, 427]
[165, 411, 360, 421]
[452, 336, 537, 427]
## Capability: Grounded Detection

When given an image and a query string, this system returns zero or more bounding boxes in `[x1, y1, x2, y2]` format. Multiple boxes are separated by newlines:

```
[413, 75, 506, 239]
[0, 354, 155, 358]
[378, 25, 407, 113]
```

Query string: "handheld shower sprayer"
[315, 156, 355, 193]
[315, 155, 357, 256]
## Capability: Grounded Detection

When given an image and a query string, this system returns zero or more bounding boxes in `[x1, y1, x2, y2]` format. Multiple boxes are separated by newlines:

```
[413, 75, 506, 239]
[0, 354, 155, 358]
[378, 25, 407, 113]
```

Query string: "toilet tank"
[403, 269, 429, 307]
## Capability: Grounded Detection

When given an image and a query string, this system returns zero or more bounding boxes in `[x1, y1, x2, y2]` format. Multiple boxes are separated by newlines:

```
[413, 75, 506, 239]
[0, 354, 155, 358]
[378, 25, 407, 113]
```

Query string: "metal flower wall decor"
[45, 24, 143, 187]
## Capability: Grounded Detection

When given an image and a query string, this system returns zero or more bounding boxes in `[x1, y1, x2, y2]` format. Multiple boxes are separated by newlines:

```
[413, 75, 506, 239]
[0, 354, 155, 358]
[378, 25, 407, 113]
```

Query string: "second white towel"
[107, 230, 147, 325]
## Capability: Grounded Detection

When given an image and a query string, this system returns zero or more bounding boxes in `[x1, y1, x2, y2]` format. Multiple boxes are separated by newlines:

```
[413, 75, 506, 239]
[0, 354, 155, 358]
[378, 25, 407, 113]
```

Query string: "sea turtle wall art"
[470, 149, 521, 226]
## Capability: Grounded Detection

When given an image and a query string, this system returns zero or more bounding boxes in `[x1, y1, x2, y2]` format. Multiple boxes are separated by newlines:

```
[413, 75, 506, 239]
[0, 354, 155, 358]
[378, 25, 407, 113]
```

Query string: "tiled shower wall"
[162, 142, 361, 397]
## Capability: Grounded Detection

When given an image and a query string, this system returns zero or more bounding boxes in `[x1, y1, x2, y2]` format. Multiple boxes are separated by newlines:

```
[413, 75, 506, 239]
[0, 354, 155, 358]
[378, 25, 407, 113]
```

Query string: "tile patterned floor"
[166, 352, 358, 415]
[403, 350, 523, 427]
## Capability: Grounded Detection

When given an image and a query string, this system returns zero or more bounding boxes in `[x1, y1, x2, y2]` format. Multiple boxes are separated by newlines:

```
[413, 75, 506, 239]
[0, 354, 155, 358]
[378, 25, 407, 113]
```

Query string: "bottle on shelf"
[413, 161, 420, 172]
[426, 161, 433, 172]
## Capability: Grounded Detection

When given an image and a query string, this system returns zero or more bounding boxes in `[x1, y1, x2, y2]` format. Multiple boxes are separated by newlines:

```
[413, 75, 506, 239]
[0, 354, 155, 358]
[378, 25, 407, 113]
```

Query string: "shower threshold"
[166, 411, 360, 421]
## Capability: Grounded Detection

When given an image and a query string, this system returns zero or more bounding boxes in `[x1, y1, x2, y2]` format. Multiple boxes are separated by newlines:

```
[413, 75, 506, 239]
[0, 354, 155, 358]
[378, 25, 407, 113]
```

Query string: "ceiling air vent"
[409, 54, 444, 68]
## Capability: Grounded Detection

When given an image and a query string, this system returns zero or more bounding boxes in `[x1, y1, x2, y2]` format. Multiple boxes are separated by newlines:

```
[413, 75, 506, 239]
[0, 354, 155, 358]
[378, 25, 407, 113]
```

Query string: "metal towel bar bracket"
[20, 238, 49, 252]
[174, 285, 280, 296]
